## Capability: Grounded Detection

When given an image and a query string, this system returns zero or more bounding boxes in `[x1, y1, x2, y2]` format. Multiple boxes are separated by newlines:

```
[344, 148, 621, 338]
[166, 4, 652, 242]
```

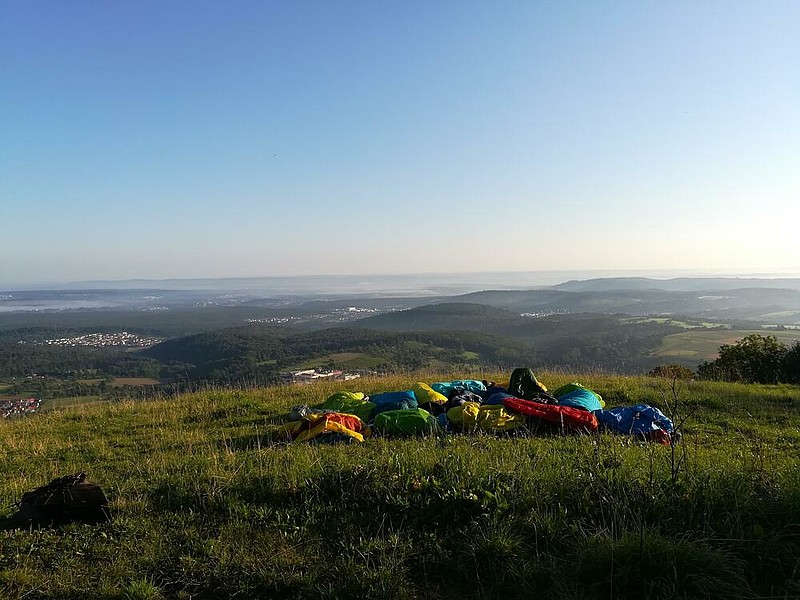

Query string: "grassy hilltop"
[1, 373, 799, 599]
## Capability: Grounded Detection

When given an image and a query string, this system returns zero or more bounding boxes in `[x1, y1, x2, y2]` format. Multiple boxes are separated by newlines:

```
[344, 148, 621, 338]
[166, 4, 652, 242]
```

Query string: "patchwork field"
[1, 373, 799, 599]
[654, 329, 800, 362]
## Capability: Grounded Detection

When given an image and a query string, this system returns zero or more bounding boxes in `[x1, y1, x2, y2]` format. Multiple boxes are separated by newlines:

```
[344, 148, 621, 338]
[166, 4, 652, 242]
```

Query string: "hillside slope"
[1, 373, 799, 599]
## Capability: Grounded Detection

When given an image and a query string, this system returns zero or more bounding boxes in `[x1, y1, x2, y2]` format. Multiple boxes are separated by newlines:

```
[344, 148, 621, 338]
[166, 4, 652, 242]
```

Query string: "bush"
[698, 334, 790, 384]
[782, 341, 800, 384]
[648, 364, 695, 380]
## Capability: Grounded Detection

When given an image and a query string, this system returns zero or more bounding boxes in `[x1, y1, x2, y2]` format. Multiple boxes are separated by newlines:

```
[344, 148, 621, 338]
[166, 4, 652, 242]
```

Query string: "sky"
[1, 1, 799, 286]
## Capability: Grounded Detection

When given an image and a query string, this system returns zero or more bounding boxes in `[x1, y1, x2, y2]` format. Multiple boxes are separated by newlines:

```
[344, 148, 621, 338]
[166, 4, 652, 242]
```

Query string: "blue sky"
[2, 1, 798, 285]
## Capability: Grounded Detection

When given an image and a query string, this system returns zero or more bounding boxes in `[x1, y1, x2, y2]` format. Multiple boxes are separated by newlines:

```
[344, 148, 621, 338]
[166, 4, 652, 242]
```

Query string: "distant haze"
[4, 270, 800, 295]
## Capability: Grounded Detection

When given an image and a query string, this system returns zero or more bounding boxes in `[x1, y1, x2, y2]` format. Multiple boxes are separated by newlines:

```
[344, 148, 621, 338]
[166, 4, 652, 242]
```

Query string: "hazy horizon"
[4, 267, 800, 293]
[3, 2, 798, 283]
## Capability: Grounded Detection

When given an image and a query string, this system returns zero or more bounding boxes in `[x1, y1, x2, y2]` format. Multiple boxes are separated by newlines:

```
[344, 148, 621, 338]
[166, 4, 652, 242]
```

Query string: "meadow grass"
[1, 372, 799, 599]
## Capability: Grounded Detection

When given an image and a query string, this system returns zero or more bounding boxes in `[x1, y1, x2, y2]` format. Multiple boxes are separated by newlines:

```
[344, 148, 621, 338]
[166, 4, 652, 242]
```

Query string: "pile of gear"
[284, 368, 676, 445]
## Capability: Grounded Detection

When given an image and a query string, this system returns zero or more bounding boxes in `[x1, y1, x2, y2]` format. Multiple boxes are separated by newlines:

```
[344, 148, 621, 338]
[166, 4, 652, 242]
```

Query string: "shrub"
[782, 341, 800, 384]
[647, 364, 695, 380]
[698, 334, 789, 383]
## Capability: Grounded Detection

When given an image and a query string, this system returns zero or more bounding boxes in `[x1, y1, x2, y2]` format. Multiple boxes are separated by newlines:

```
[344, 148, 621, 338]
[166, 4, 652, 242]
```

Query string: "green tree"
[698, 334, 788, 383]
[782, 341, 800, 384]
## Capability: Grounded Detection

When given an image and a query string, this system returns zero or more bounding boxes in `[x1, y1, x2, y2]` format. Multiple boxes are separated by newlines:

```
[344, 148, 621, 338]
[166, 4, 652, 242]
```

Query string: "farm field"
[288, 351, 385, 370]
[110, 378, 161, 387]
[75, 378, 161, 387]
[1, 372, 799, 599]
[654, 328, 800, 362]
[622, 316, 727, 329]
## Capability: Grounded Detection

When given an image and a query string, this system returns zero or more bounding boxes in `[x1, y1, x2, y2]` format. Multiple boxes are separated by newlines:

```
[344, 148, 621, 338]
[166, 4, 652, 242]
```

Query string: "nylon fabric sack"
[446, 401, 481, 431]
[450, 380, 486, 393]
[444, 390, 483, 411]
[508, 368, 548, 399]
[431, 382, 456, 397]
[320, 391, 376, 423]
[556, 389, 603, 412]
[432, 380, 486, 397]
[483, 392, 514, 406]
[370, 390, 418, 417]
[290, 412, 369, 443]
[594, 404, 674, 439]
[374, 408, 438, 436]
[418, 401, 446, 417]
[484, 384, 509, 398]
[503, 397, 598, 433]
[370, 390, 417, 407]
[412, 382, 448, 405]
[475, 404, 526, 431]
[552, 383, 605, 408]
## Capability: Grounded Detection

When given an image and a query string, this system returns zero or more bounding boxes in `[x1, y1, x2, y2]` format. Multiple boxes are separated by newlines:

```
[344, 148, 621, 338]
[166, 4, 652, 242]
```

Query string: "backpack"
[507, 368, 549, 400]
[6, 472, 111, 528]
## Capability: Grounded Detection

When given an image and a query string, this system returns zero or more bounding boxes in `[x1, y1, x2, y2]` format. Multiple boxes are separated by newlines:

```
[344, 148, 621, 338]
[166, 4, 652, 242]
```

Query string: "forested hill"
[435, 288, 800, 322]
[355, 303, 530, 332]
[360, 302, 676, 340]
[142, 325, 539, 382]
[139, 306, 681, 382]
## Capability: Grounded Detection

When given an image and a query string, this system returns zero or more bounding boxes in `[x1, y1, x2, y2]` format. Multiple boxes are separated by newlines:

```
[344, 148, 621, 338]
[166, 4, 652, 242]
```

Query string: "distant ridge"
[555, 277, 800, 293]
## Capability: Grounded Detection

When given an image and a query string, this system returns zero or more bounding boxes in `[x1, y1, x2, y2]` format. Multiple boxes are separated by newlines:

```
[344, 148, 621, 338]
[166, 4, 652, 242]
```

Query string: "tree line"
[697, 334, 800, 384]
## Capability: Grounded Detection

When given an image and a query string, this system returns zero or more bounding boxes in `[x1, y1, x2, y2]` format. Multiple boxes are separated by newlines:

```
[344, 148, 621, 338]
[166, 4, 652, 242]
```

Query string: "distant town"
[1, 396, 41, 418]
[281, 368, 363, 384]
[40, 332, 160, 348]
[246, 307, 397, 326]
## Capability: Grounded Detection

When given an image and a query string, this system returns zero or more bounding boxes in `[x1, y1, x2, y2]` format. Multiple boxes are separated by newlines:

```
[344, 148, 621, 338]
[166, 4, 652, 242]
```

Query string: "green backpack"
[507, 368, 548, 399]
